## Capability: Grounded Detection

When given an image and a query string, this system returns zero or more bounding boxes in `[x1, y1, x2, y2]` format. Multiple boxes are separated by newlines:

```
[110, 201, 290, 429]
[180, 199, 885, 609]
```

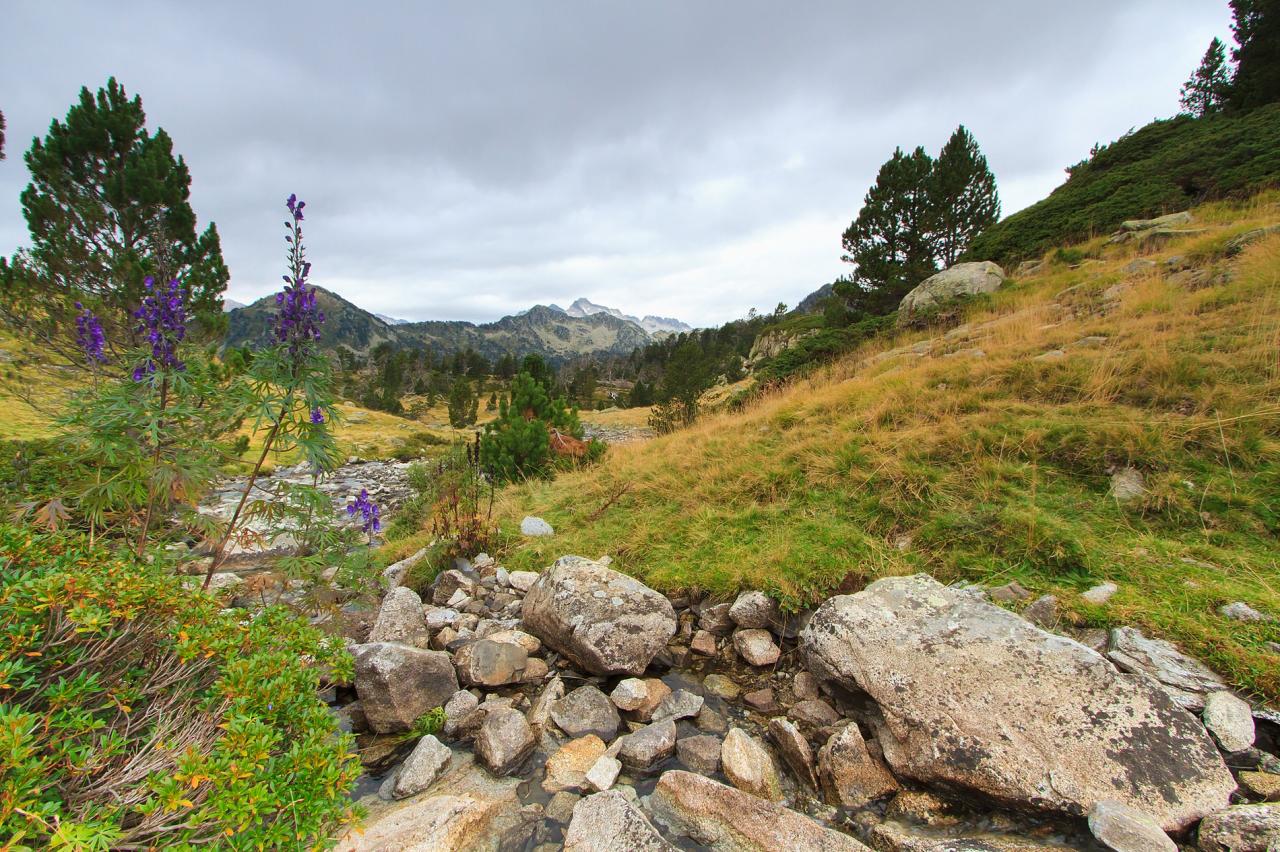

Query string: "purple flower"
[74, 302, 107, 364]
[132, 277, 186, 380]
[271, 194, 325, 358]
[310, 406, 325, 424]
[346, 488, 381, 534]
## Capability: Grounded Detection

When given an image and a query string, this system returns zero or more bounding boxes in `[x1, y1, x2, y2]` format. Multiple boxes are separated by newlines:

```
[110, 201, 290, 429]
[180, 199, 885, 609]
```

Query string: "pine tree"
[841, 146, 936, 305]
[447, 376, 478, 428]
[480, 371, 580, 482]
[1229, 0, 1280, 111]
[1180, 38, 1234, 116]
[2, 79, 228, 363]
[931, 126, 1001, 267]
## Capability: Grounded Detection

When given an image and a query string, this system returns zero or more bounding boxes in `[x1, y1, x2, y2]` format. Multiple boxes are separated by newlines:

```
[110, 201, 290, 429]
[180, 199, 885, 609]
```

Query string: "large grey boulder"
[521, 555, 676, 676]
[899, 262, 1005, 316]
[647, 770, 870, 851]
[1197, 804, 1280, 851]
[354, 643, 460, 734]
[800, 574, 1234, 831]
[564, 790, 675, 852]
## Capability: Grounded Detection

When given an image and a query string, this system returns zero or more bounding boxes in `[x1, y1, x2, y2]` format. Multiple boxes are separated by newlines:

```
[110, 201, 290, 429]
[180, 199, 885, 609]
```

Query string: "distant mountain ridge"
[558, 297, 693, 335]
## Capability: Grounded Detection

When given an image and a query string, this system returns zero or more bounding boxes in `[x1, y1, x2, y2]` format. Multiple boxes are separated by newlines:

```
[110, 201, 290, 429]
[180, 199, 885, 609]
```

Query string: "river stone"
[528, 675, 565, 732]
[367, 587, 430, 646]
[453, 639, 529, 687]
[677, 734, 722, 774]
[653, 689, 703, 723]
[703, 674, 740, 700]
[618, 719, 678, 771]
[1088, 800, 1175, 852]
[721, 728, 782, 801]
[691, 630, 718, 656]
[744, 688, 778, 714]
[648, 770, 870, 850]
[521, 555, 677, 676]
[1197, 804, 1280, 851]
[699, 602, 736, 636]
[586, 754, 622, 793]
[381, 734, 452, 800]
[508, 570, 539, 592]
[899, 261, 1006, 316]
[1203, 691, 1256, 753]
[817, 723, 899, 808]
[564, 790, 675, 852]
[544, 735, 607, 793]
[611, 678, 651, 711]
[520, 516, 554, 536]
[768, 718, 817, 789]
[800, 574, 1235, 831]
[442, 689, 479, 739]
[552, 685, 621, 741]
[1106, 626, 1229, 711]
[354, 643, 460, 734]
[734, 629, 780, 667]
[475, 706, 535, 776]
[729, 591, 781, 630]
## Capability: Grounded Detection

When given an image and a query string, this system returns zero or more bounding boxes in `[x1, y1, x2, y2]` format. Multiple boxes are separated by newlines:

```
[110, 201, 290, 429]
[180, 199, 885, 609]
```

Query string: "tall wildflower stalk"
[204, 195, 337, 587]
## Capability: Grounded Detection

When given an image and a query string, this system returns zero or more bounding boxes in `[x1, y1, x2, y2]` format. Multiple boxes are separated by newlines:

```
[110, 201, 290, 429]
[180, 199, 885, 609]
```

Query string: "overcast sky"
[1, 1, 1230, 327]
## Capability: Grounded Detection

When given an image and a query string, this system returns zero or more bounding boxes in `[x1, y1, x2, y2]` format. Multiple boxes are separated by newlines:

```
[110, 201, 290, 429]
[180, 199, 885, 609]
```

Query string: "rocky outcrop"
[800, 574, 1235, 831]
[354, 643, 459, 733]
[898, 262, 1006, 317]
[521, 555, 676, 675]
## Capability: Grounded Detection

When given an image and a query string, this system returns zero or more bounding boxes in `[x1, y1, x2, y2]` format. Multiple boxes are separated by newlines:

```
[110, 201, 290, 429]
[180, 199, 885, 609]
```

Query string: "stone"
[521, 555, 677, 676]
[801, 574, 1235, 831]
[729, 591, 781, 630]
[475, 706, 535, 776]
[1203, 691, 1256, 753]
[520, 516, 554, 537]
[431, 569, 475, 607]
[788, 699, 841, 729]
[677, 734, 722, 774]
[899, 261, 1006, 316]
[1106, 626, 1230, 711]
[1197, 804, 1280, 852]
[551, 685, 621, 741]
[817, 723, 899, 808]
[1239, 771, 1280, 801]
[721, 728, 782, 801]
[1087, 800, 1175, 852]
[522, 658, 549, 682]
[1023, 594, 1059, 628]
[653, 689, 703, 723]
[1119, 211, 1193, 231]
[648, 770, 870, 850]
[702, 673, 740, 700]
[624, 678, 672, 723]
[1221, 601, 1268, 622]
[695, 706, 728, 734]
[354, 643, 460, 734]
[381, 734, 452, 800]
[205, 572, 244, 594]
[1123, 258, 1158, 276]
[564, 790, 675, 852]
[585, 754, 622, 793]
[544, 735, 607, 793]
[547, 791, 580, 823]
[744, 688, 778, 714]
[1082, 582, 1119, 605]
[453, 639, 529, 687]
[423, 606, 460, 631]
[1076, 628, 1110, 653]
[618, 719, 678, 771]
[885, 790, 961, 827]
[698, 602, 736, 636]
[988, 581, 1032, 603]
[1109, 467, 1146, 503]
[611, 678, 651, 711]
[768, 717, 817, 789]
[527, 675, 565, 732]
[484, 628, 541, 654]
[792, 671, 821, 701]
[733, 629, 781, 667]
[691, 630, 718, 656]
[508, 570, 539, 592]
[441, 689, 479, 739]
[380, 546, 428, 590]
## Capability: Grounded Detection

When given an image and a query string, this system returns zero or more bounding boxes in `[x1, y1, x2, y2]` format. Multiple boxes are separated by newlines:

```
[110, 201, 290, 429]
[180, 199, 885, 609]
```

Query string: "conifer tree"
[931, 126, 1001, 267]
[1, 79, 228, 364]
[447, 376, 478, 428]
[1180, 37, 1234, 116]
[480, 371, 580, 482]
[1229, 0, 1280, 110]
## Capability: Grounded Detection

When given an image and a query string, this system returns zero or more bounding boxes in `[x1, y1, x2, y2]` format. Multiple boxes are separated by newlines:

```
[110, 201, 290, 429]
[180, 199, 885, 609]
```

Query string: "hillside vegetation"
[494, 192, 1280, 702]
[967, 104, 1280, 264]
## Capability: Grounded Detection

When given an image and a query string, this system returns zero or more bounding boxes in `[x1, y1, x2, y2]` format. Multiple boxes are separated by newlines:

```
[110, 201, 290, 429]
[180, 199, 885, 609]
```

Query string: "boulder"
[1087, 800, 1175, 852]
[452, 639, 528, 687]
[380, 734, 452, 800]
[677, 734, 722, 774]
[652, 689, 703, 723]
[618, 719, 678, 772]
[564, 790, 675, 852]
[800, 574, 1235, 831]
[899, 262, 1006, 316]
[698, 602, 736, 635]
[354, 643, 459, 734]
[1197, 804, 1280, 852]
[508, 570, 539, 592]
[441, 689, 479, 739]
[767, 718, 817, 789]
[691, 630, 718, 656]
[1106, 626, 1229, 711]
[729, 591, 781, 630]
[721, 728, 782, 801]
[521, 555, 676, 676]
[544, 735, 608, 793]
[733, 629, 781, 667]
[647, 770, 870, 850]
[817, 723, 898, 808]
[431, 569, 476, 607]
[551, 685, 621, 741]
[520, 516, 554, 537]
[474, 706, 535, 776]
[1203, 691, 1256, 753]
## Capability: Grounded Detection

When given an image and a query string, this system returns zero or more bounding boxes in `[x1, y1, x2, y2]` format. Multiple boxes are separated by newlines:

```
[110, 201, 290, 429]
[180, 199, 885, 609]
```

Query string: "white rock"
[520, 516, 554, 537]
[1202, 691, 1255, 753]
[585, 754, 622, 793]
[1219, 601, 1267, 622]
[508, 571, 539, 592]
[1082, 582, 1119, 605]
[1087, 800, 1176, 852]
[611, 678, 651, 712]
[381, 734, 452, 800]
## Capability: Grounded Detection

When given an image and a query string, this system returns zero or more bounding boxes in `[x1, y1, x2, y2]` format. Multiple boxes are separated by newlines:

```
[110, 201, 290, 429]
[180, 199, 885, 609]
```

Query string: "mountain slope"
[491, 193, 1280, 701]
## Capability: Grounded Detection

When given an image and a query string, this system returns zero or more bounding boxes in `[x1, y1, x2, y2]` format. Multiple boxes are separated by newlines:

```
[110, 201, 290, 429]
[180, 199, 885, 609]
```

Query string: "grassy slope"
[494, 193, 1280, 702]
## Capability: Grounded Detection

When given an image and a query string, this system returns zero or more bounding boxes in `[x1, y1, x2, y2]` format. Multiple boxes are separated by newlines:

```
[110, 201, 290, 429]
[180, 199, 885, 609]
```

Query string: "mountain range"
[223, 289, 682, 364]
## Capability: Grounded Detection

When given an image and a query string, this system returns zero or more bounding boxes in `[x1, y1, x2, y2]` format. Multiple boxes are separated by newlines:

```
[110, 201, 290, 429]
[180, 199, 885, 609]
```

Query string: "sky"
[1, 1, 1232, 328]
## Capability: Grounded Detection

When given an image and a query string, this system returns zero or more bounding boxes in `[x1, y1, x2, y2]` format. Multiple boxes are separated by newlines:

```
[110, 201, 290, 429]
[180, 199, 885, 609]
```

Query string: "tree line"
[1179, 0, 1279, 117]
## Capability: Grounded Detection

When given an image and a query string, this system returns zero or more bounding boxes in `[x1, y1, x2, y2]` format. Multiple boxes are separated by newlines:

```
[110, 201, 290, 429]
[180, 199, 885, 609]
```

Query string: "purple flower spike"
[132, 278, 186, 379]
[270, 194, 325, 359]
[346, 488, 380, 534]
[310, 406, 325, 424]
[74, 303, 107, 364]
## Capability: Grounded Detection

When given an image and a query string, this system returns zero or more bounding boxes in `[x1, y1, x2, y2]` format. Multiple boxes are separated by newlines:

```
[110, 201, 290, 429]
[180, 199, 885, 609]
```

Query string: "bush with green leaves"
[480, 372, 582, 482]
[0, 524, 361, 849]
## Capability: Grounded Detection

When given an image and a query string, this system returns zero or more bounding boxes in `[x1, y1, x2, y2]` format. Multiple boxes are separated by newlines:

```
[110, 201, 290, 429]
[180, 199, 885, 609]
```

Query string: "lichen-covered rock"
[899, 261, 1005, 316]
[721, 728, 782, 801]
[728, 591, 781, 630]
[551, 685, 621, 741]
[354, 643, 459, 734]
[521, 556, 676, 676]
[475, 706, 535, 776]
[800, 574, 1235, 831]
[380, 734, 452, 800]
[1202, 691, 1256, 753]
[1106, 626, 1229, 711]
[452, 639, 529, 687]
[368, 588, 431, 645]
[817, 723, 898, 808]
[564, 790, 675, 851]
[1197, 803, 1280, 852]
[733, 629, 780, 667]
[698, 602, 735, 636]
